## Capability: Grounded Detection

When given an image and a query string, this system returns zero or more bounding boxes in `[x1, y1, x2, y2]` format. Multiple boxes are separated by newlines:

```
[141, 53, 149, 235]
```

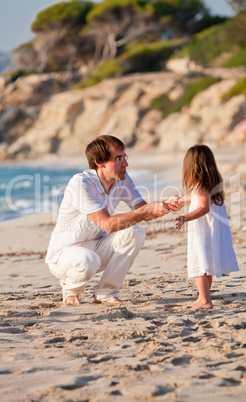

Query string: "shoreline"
[0, 149, 184, 224]
[1, 143, 245, 229]
[1, 143, 245, 224]
[0, 143, 245, 167]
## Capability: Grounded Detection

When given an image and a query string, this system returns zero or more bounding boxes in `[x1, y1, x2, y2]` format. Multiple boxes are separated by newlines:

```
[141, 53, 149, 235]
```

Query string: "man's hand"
[166, 196, 182, 213]
[174, 215, 186, 231]
[141, 201, 170, 221]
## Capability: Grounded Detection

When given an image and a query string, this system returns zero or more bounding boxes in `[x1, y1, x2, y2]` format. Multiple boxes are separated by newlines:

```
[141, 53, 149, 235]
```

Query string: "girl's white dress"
[187, 190, 239, 278]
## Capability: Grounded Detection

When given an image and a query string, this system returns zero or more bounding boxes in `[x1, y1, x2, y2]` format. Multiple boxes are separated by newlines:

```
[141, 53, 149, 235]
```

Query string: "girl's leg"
[188, 275, 213, 307]
[192, 274, 213, 309]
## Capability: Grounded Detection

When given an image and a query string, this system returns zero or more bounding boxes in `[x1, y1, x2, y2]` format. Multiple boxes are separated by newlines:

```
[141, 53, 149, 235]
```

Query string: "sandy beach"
[1, 146, 246, 401]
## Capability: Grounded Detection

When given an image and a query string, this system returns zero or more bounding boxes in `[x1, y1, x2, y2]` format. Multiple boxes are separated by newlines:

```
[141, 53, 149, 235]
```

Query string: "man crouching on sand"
[45, 135, 181, 305]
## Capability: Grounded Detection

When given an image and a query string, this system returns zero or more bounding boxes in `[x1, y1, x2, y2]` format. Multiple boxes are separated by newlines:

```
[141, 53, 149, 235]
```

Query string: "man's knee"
[68, 249, 101, 280]
[131, 225, 146, 246]
[81, 251, 101, 279]
[114, 225, 146, 250]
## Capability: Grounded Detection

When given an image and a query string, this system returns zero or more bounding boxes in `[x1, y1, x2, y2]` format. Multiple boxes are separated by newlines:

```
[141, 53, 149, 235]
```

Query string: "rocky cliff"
[0, 66, 245, 161]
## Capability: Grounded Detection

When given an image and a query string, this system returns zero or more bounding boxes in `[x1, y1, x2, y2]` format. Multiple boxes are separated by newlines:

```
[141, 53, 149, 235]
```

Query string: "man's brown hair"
[86, 135, 125, 170]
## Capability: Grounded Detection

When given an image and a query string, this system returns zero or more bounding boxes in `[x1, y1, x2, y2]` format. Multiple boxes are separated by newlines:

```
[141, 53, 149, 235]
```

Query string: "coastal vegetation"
[74, 59, 123, 88]
[182, 12, 246, 67]
[13, 0, 234, 79]
[0, 1, 245, 162]
[151, 76, 219, 117]
[221, 75, 246, 102]
[75, 38, 186, 88]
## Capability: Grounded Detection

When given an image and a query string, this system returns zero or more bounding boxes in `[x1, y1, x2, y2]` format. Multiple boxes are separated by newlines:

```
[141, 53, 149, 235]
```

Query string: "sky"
[0, 0, 234, 52]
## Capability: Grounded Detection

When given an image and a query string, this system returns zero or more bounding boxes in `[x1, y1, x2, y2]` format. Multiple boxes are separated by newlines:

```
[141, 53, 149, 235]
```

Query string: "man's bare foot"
[191, 300, 213, 310]
[94, 296, 127, 304]
[63, 293, 81, 305]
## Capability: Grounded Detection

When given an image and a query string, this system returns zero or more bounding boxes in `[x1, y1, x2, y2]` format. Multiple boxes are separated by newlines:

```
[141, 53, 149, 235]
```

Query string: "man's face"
[103, 145, 129, 181]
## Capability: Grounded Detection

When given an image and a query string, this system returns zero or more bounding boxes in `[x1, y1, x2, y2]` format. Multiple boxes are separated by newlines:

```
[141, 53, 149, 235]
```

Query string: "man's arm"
[131, 200, 146, 209]
[88, 202, 170, 233]
[133, 197, 182, 212]
[88, 197, 182, 234]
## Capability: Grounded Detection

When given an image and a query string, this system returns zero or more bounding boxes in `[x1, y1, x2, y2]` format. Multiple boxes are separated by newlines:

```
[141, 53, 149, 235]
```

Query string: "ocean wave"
[50, 184, 66, 197]
[0, 180, 33, 193]
[14, 199, 34, 209]
[0, 183, 7, 190]
[12, 180, 32, 190]
[0, 166, 173, 222]
[127, 169, 151, 180]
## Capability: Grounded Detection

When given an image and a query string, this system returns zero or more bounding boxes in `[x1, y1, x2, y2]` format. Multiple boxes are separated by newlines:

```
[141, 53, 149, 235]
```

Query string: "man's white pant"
[48, 225, 146, 301]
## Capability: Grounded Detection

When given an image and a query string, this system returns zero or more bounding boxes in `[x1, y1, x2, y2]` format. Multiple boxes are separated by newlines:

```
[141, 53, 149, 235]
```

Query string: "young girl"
[175, 145, 239, 309]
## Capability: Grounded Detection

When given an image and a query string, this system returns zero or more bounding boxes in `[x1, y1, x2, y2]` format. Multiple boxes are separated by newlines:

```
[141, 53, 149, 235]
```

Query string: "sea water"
[0, 165, 174, 222]
[0, 165, 79, 222]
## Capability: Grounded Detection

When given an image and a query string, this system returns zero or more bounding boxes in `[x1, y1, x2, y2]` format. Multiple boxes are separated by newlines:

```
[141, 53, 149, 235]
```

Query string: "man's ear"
[95, 160, 105, 168]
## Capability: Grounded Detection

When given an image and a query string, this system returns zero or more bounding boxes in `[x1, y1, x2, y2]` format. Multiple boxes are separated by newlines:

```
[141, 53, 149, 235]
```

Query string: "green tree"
[14, 0, 219, 75]
[227, 0, 246, 13]
[31, 0, 92, 31]
[14, 41, 38, 71]
[15, 1, 93, 72]
[183, 12, 246, 67]
[151, 0, 209, 32]
[82, 0, 166, 66]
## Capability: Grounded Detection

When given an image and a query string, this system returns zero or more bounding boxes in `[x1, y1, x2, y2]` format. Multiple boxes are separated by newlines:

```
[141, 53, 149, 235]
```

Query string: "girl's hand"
[178, 199, 186, 207]
[166, 196, 182, 213]
[174, 215, 186, 231]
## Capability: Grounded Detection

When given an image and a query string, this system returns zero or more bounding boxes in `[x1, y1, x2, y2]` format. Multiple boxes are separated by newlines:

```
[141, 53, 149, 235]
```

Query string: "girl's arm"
[174, 188, 210, 231]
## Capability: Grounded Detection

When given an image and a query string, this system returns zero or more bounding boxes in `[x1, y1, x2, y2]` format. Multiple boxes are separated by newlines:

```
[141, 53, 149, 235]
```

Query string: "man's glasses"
[111, 155, 129, 163]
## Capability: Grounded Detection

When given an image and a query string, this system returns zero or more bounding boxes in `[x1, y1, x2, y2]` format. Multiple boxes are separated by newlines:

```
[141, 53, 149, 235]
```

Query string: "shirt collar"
[85, 169, 120, 193]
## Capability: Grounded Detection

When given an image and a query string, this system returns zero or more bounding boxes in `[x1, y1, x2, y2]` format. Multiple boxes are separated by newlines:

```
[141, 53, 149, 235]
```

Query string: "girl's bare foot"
[187, 298, 200, 307]
[191, 300, 213, 310]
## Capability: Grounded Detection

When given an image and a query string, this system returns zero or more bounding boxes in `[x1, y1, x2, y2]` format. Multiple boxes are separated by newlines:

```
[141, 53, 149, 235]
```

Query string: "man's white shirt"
[45, 170, 144, 263]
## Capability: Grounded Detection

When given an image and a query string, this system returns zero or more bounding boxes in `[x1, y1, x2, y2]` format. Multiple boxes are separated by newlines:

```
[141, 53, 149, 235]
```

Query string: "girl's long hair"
[183, 145, 225, 206]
